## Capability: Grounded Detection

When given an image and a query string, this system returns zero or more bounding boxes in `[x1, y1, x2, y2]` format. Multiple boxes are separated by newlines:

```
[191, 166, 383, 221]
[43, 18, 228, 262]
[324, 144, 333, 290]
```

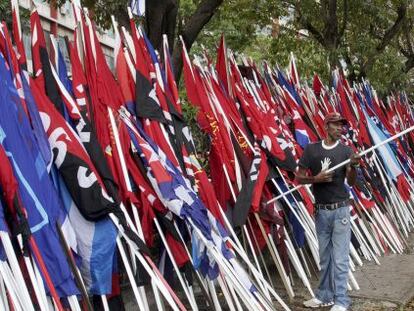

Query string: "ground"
[122, 233, 414, 310]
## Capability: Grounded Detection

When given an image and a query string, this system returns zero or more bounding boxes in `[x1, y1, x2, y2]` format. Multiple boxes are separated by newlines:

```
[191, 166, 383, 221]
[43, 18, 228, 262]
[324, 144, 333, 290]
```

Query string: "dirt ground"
[122, 232, 414, 310]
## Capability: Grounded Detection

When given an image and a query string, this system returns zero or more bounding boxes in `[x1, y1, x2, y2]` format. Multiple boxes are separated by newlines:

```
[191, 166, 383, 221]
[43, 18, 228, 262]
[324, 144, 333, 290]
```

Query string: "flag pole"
[171, 222, 215, 308]
[221, 164, 275, 300]
[153, 218, 200, 310]
[0, 261, 23, 310]
[266, 124, 414, 206]
[371, 151, 409, 246]
[55, 223, 93, 310]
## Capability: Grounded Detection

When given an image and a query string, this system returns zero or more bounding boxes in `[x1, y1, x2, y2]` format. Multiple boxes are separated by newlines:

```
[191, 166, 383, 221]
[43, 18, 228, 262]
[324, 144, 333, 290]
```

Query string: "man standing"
[297, 112, 360, 311]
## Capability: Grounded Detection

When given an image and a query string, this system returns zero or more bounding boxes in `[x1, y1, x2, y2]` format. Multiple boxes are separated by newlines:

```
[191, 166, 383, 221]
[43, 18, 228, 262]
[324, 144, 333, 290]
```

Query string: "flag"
[11, 0, 27, 69]
[52, 169, 118, 294]
[30, 77, 118, 221]
[364, 109, 402, 181]
[232, 145, 262, 227]
[31, 9, 68, 119]
[288, 53, 300, 87]
[216, 35, 233, 97]
[130, 0, 145, 16]
[0, 53, 79, 297]
[52, 37, 73, 97]
[124, 119, 233, 279]
[68, 41, 91, 117]
[312, 73, 325, 96]
[0, 201, 8, 262]
[21, 72, 53, 167]
[113, 24, 135, 109]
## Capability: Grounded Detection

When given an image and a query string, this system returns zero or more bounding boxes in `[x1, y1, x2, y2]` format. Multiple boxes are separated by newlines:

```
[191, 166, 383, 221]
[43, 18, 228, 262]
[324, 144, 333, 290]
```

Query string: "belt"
[315, 200, 349, 211]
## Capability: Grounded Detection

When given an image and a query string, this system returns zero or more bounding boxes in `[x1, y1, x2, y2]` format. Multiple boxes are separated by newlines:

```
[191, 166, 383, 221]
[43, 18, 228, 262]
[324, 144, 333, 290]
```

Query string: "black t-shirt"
[298, 141, 352, 204]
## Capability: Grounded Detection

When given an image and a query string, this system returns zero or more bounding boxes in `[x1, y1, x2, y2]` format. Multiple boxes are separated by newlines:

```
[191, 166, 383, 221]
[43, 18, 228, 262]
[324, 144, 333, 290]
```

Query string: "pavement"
[288, 232, 414, 310]
[348, 232, 414, 310]
[122, 233, 414, 310]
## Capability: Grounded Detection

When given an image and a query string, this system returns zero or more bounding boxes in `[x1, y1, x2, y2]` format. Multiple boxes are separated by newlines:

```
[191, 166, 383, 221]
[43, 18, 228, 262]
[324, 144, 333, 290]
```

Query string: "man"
[297, 112, 360, 311]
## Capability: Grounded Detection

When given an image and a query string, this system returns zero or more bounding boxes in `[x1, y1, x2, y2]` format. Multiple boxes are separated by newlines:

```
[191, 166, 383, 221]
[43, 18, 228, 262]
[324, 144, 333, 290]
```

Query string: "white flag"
[130, 0, 145, 16]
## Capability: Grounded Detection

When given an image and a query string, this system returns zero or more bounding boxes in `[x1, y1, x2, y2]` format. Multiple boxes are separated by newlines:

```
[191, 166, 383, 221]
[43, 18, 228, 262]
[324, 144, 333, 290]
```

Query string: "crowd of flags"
[0, 0, 413, 310]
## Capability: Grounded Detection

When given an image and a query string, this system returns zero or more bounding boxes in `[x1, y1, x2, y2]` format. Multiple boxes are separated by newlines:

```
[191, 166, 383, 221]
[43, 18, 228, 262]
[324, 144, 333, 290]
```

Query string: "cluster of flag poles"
[0, 1, 414, 310]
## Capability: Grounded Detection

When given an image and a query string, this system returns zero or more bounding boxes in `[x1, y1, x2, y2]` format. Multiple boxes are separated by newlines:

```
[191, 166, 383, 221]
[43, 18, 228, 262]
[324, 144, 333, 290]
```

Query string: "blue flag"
[364, 109, 402, 181]
[0, 200, 8, 262]
[56, 42, 74, 97]
[0, 53, 79, 297]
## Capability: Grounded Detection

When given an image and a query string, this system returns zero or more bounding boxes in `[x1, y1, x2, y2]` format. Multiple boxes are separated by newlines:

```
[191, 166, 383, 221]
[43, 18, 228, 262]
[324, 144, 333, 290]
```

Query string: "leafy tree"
[66, 0, 224, 81]
[1, 0, 414, 97]
[279, 0, 414, 94]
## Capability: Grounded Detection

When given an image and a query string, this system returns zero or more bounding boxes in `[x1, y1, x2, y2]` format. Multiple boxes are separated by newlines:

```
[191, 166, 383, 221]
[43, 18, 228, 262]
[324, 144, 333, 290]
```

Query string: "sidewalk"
[289, 233, 414, 311]
[122, 233, 414, 310]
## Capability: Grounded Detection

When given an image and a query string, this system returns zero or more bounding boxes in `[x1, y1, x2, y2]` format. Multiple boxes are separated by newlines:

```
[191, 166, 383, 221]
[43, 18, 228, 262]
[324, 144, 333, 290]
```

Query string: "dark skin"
[296, 120, 361, 186]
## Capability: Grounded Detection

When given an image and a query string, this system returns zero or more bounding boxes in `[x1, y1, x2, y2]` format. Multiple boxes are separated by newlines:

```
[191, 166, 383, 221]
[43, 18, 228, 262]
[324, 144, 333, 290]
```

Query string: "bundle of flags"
[0, 1, 413, 310]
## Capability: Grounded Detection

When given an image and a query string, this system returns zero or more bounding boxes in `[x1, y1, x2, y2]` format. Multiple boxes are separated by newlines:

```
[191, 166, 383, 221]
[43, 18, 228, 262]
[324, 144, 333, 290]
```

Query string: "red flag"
[216, 35, 233, 98]
[11, 0, 27, 69]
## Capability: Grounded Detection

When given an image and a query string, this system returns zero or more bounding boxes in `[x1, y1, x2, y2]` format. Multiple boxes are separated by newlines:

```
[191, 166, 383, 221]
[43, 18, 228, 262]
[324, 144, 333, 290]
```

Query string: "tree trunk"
[358, 3, 407, 79]
[144, 0, 223, 83]
[171, 0, 224, 82]
[146, 0, 178, 53]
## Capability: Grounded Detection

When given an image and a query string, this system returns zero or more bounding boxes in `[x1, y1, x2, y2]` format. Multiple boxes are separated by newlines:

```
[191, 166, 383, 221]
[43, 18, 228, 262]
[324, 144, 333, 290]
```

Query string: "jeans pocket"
[337, 206, 351, 229]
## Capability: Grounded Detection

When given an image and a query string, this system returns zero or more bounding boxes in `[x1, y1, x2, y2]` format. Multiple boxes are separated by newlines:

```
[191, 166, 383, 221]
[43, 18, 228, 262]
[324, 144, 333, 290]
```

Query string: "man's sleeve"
[298, 144, 312, 169]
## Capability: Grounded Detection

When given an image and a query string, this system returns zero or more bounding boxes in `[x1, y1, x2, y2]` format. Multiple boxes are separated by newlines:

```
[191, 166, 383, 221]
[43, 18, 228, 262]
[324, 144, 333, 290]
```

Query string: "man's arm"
[296, 166, 334, 184]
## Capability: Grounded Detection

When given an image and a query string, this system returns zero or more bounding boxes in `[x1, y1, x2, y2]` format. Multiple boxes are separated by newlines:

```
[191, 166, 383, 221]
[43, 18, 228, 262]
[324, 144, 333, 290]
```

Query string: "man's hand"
[314, 170, 334, 183]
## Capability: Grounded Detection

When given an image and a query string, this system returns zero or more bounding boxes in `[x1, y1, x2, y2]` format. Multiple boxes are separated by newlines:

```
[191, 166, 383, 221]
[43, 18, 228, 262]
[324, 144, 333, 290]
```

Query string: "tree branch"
[338, 0, 348, 40]
[324, 0, 338, 47]
[376, 3, 407, 52]
[296, 3, 325, 46]
[172, 0, 224, 82]
[343, 48, 357, 83]
[359, 3, 407, 78]
[402, 18, 414, 54]
[146, 0, 178, 51]
[399, 41, 411, 58]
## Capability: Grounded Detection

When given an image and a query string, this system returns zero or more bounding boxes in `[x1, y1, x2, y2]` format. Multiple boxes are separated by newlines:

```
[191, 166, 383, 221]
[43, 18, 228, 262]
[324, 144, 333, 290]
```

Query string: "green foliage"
[0, 0, 9, 17]
[369, 46, 408, 96]
[181, 98, 211, 171]
[190, 0, 282, 55]
[45, 0, 413, 98]
[0, 0, 29, 32]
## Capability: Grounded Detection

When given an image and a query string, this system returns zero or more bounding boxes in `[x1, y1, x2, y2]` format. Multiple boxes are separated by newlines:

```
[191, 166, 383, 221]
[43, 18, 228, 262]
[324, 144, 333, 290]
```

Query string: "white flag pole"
[266, 124, 414, 206]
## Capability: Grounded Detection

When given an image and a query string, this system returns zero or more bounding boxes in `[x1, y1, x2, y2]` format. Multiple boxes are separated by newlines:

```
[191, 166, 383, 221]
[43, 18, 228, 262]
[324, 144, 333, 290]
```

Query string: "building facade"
[19, 0, 115, 74]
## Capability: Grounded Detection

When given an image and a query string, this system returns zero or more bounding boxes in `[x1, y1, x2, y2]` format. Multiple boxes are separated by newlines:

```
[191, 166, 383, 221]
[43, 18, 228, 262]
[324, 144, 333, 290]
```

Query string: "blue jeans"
[315, 205, 351, 308]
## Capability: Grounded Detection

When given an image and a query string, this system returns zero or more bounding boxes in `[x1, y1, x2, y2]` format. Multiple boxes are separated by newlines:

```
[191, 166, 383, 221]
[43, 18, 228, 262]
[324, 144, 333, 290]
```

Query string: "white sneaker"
[303, 297, 334, 308]
[330, 305, 347, 311]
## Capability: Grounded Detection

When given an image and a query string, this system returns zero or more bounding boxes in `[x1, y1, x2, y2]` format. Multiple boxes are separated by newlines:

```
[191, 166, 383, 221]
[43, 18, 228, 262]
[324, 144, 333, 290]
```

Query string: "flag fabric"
[0, 201, 8, 262]
[51, 168, 118, 294]
[124, 119, 234, 279]
[3, 4, 414, 306]
[216, 35, 233, 97]
[130, 0, 145, 16]
[30, 77, 118, 221]
[30, 10, 67, 118]
[232, 145, 262, 227]
[52, 37, 74, 97]
[0, 53, 79, 297]
[11, 0, 27, 69]
[364, 109, 403, 181]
